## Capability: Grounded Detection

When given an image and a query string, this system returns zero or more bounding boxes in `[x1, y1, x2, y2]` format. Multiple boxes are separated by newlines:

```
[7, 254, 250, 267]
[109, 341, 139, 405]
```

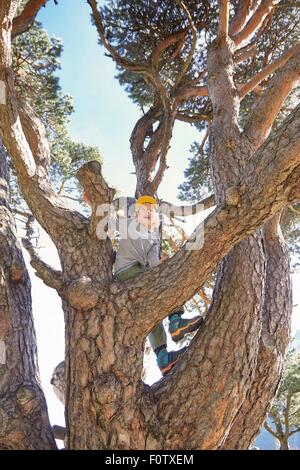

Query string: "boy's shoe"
[157, 347, 187, 376]
[169, 315, 203, 343]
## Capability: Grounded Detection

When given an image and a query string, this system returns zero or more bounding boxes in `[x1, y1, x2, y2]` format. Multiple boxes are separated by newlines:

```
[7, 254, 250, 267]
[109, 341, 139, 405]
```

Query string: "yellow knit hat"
[135, 195, 158, 207]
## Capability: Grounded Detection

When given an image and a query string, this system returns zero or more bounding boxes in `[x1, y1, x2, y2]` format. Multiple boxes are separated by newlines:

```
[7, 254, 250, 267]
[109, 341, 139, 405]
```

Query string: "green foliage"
[98, 1, 300, 116]
[13, 22, 73, 131]
[268, 349, 300, 435]
[99, 0, 218, 107]
[178, 140, 212, 203]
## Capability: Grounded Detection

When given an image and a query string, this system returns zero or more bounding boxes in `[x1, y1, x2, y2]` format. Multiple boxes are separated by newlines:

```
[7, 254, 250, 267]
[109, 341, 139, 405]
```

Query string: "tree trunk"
[0, 141, 56, 449]
[222, 213, 292, 448]
[205, 35, 292, 449]
[280, 437, 290, 450]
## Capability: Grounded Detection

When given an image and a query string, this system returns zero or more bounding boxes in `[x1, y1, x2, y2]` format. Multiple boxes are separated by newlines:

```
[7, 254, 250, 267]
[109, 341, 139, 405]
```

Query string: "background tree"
[0, 0, 300, 450]
[264, 349, 300, 450]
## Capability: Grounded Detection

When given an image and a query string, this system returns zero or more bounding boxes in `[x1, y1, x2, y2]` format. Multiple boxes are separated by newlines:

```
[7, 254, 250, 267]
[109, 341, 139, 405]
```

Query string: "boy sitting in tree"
[113, 195, 202, 376]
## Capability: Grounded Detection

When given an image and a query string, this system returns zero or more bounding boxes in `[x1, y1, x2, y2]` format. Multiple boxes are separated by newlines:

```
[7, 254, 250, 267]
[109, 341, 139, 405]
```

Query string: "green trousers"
[115, 262, 167, 350]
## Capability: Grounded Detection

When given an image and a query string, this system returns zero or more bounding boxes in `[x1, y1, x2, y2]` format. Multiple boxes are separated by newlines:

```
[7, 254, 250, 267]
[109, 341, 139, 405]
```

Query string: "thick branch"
[111, 194, 216, 219]
[52, 425, 65, 441]
[76, 160, 115, 235]
[159, 194, 216, 218]
[133, 106, 177, 196]
[175, 112, 210, 123]
[0, 1, 20, 25]
[174, 86, 208, 103]
[234, 43, 257, 63]
[149, 28, 187, 69]
[151, 109, 176, 193]
[22, 237, 63, 291]
[229, 1, 261, 36]
[218, 0, 229, 37]
[17, 98, 51, 170]
[264, 422, 280, 440]
[12, 0, 47, 39]
[239, 43, 300, 99]
[233, 0, 280, 49]
[130, 106, 160, 165]
[243, 48, 300, 149]
[270, 409, 284, 436]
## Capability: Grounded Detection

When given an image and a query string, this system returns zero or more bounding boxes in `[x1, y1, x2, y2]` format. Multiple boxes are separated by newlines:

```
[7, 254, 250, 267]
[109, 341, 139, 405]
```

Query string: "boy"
[114, 195, 202, 376]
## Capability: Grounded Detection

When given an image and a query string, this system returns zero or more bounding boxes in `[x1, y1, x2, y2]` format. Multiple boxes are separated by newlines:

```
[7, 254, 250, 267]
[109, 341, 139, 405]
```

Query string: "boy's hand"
[161, 253, 169, 261]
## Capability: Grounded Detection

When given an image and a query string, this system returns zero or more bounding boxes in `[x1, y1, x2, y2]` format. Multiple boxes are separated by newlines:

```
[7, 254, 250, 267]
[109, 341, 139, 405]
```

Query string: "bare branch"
[149, 28, 187, 69]
[198, 121, 211, 154]
[149, 17, 206, 68]
[174, 85, 208, 103]
[288, 204, 300, 216]
[172, 0, 198, 91]
[18, 98, 51, 170]
[175, 112, 210, 123]
[160, 193, 216, 218]
[76, 160, 115, 235]
[183, 69, 207, 87]
[23, 238, 63, 290]
[88, 1, 174, 116]
[131, 104, 177, 196]
[21, 214, 63, 291]
[219, 0, 229, 37]
[151, 110, 176, 193]
[87, 0, 149, 75]
[0, 1, 20, 25]
[289, 427, 300, 437]
[52, 425, 65, 441]
[129, 106, 160, 164]
[234, 43, 257, 63]
[233, 0, 280, 49]
[243, 47, 300, 149]
[264, 421, 280, 439]
[12, 0, 47, 39]
[239, 43, 300, 99]
[229, 1, 261, 36]
[12, 207, 32, 219]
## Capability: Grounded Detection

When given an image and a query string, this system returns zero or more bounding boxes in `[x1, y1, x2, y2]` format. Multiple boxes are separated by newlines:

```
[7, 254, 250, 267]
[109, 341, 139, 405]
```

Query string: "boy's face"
[136, 203, 159, 230]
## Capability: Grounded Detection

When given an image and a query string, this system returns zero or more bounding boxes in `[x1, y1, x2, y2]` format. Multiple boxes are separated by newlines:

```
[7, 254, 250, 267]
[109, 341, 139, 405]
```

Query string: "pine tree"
[0, 0, 300, 449]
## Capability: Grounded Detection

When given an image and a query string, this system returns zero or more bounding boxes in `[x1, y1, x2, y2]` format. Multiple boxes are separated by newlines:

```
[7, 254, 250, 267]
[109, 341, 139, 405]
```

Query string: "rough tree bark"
[0, 0, 299, 450]
[0, 141, 55, 450]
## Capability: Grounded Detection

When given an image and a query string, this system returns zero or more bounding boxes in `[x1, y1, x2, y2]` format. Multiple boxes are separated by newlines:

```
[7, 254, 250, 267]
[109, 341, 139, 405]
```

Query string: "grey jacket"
[114, 218, 161, 275]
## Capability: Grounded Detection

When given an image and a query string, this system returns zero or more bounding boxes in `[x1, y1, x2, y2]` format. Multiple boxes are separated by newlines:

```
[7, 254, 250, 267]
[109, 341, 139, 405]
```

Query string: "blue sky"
[19, 0, 300, 445]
